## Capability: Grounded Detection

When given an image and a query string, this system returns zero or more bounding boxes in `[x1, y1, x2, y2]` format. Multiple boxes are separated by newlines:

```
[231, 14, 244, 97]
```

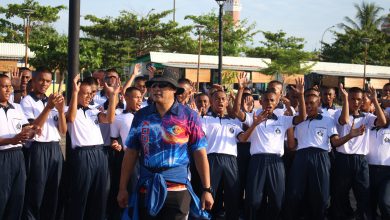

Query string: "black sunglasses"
[151, 82, 172, 89]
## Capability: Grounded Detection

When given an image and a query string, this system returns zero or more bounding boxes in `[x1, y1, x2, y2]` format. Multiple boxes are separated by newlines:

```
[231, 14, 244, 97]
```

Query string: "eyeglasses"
[151, 82, 171, 89]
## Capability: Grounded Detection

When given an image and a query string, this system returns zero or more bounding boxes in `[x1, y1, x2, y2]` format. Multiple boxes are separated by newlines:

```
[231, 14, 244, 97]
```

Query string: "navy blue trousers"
[237, 142, 251, 213]
[208, 153, 240, 220]
[245, 153, 285, 220]
[285, 147, 330, 220]
[0, 148, 25, 220]
[65, 146, 110, 220]
[330, 152, 372, 220]
[23, 142, 63, 220]
[106, 147, 124, 220]
[369, 165, 390, 219]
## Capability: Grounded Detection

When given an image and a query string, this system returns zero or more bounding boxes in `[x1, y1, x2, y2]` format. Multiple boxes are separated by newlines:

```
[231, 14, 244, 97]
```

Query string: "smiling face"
[211, 91, 227, 115]
[32, 72, 52, 95]
[78, 84, 93, 107]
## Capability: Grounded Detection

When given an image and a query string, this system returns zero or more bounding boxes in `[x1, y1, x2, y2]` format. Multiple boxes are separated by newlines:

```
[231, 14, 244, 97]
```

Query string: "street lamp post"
[320, 25, 335, 60]
[195, 25, 205, 92]
[173, 0, 176, 22]
[23, 9, 34, 67]
[216, 0, 226, 84]
[362, 37, 371, 89]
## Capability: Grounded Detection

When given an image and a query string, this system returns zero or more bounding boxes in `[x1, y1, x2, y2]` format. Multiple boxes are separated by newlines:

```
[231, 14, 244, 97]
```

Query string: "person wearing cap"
[117, 68, 213, 219]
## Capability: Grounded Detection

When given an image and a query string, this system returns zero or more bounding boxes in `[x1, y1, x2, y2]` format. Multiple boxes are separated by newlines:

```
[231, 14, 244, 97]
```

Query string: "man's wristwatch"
[202, 187, 214, 194]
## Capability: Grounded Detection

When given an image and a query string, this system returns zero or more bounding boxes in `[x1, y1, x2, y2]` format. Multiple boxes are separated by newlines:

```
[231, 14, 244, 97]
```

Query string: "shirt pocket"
[11, 118, 23, 133]
[314, 127, 327, 142]
[270, 125, 283, 136]
[381, 130, 390, 145]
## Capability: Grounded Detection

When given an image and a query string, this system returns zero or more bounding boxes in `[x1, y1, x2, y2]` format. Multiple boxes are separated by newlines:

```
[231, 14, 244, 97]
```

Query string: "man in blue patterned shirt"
[117, 69, 214, 220]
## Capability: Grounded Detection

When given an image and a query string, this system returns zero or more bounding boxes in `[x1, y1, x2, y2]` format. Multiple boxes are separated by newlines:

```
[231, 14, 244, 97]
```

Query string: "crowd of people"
[0, 64, 389, 220]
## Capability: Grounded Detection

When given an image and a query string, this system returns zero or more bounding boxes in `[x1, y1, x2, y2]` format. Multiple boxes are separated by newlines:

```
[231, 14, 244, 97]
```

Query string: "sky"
[2, 0, 390, 51]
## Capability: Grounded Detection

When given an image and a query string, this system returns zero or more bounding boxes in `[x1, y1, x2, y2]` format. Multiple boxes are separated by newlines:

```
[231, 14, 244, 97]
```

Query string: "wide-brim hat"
[146, 68, 185, 94]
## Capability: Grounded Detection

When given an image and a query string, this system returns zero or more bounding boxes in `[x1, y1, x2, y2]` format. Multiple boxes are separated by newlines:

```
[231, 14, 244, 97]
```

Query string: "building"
[131, 51, 390, 91]
[225, 0, 241, 24]
[0, 43, 35, 73]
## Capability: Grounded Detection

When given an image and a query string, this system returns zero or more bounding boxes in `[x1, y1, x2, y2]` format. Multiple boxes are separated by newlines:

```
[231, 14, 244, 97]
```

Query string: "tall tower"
[225, 0, 241, 24]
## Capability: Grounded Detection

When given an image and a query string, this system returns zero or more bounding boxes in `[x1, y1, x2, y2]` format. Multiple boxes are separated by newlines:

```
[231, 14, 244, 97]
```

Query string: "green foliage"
[81, 10, 195, 70]
[185, 12, 258, 56]
[321, 1, 390, 65]
[247, 31, 315, 76]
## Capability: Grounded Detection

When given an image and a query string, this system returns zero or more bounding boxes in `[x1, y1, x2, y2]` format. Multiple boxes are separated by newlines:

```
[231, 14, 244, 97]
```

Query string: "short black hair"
[178, 78, 192, 85]
[195, 92, 209, 99]
[106, 68, 118, 74]
[0, 74, 9, 80]
[33, 67, 52, 78]
[304, 88, 320, 96]
[83, 77, 98, 86]
[18, 67, 31, 72]
[305, 93, 320, 100]
[134, 76, 147, 83]
[320, 86, 336, 93]
[383, 83, 390, 88]
[261, 90, 277, 99]
[268, 80, 283, 87]
[348, 87, 364, 95]
[125, 86, 141, 96]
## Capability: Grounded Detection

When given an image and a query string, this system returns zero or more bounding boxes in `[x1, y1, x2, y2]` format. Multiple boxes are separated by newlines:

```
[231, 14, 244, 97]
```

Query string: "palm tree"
[339, 2, 385, 32]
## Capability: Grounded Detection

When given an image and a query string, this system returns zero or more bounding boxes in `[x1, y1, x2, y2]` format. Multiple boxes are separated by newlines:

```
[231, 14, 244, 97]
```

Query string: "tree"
[339, 2, 385, 32]
[247, 31, 315, 76]
[321, 2, 390, 65]
[81, 10, 195, 70]
[185, 12, 258, 56]
[0, 0, 66, 42]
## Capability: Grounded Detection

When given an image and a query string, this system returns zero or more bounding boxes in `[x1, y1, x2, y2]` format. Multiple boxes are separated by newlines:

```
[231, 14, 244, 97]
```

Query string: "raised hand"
[105, 80, 121, 95]
[133, 63, 141, 76]
[339, 83, 348, 100]
[368, 85, 378, 102]
[10, 67, 22, 90]
[73, 74, 81, 93]
[253, 110, 270, 126]
[237, 72, 250, 89]
[290, 78, 304, 95]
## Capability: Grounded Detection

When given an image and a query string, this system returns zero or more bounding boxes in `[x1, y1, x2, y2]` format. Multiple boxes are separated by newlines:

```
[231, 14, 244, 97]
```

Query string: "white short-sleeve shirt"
[294, 114, 338, 151]
[334, 110, 376, 155]
[201, 115, 243, 156]
[67, 107, 104, 149]
[244, 109, 294, 156]
[0, 103, 29, 150]
[20, 93, 61, 142]
[367, 126, 390, 166]
[110, 111, 135, 149]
